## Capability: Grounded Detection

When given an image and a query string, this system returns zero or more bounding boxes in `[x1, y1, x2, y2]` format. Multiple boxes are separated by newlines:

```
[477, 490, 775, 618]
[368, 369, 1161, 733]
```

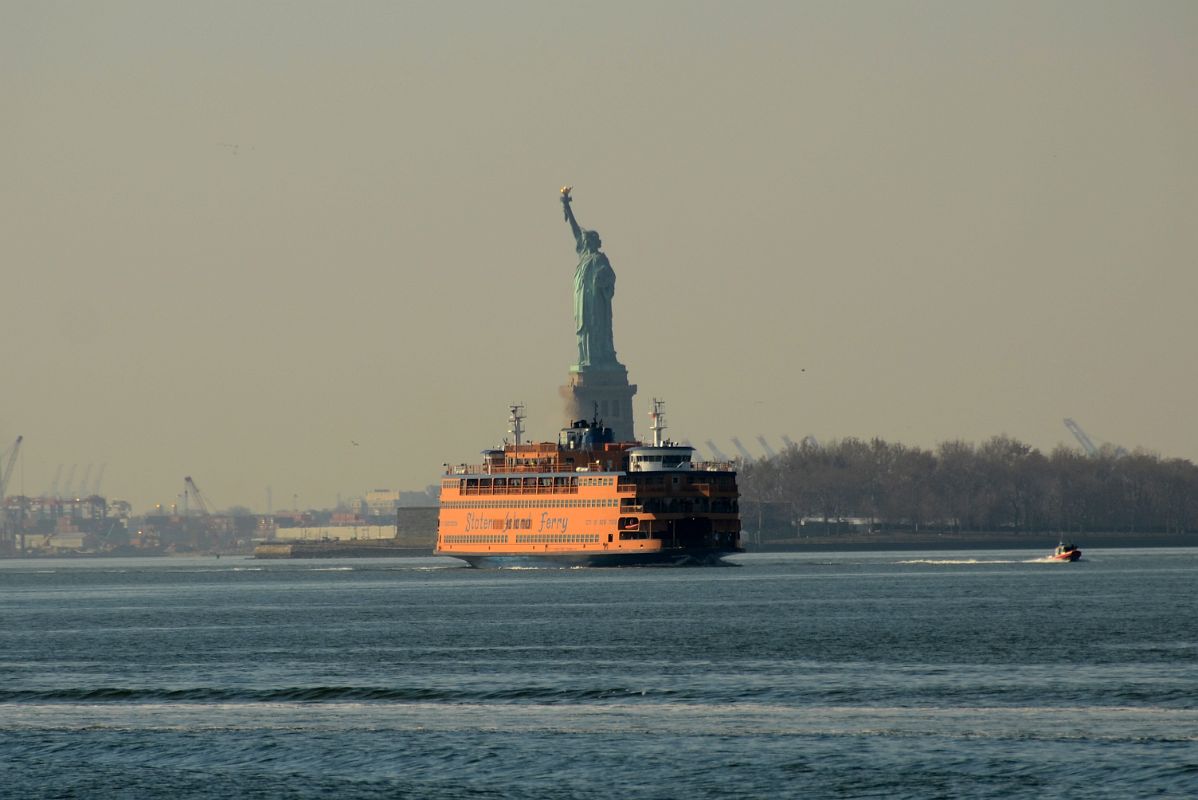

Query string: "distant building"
[364, 489, 400, 516]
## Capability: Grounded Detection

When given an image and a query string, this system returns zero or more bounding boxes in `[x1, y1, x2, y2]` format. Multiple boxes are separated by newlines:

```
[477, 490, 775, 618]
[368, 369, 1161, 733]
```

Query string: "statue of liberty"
[561, 187, 620, 370]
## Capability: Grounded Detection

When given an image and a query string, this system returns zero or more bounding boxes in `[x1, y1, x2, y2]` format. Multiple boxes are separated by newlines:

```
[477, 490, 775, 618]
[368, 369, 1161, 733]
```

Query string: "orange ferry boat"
[436, 401, 742, 567]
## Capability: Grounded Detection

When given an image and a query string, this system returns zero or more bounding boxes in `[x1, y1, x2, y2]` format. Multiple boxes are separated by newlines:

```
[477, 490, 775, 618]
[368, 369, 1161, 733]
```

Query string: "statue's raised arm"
[561, 186, 584, 249]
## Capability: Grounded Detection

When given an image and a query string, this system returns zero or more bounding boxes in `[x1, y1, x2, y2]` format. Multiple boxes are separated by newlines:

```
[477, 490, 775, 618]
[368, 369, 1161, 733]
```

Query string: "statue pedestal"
[560, 365, 638, 442]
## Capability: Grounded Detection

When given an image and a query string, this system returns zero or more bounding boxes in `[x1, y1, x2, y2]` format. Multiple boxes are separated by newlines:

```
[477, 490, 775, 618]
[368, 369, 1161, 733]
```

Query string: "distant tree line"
[739, 436, 1198, 535]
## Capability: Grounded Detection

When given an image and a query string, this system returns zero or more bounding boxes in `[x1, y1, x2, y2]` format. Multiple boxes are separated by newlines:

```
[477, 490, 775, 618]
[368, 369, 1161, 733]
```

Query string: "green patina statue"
[561, 187, 621, 370]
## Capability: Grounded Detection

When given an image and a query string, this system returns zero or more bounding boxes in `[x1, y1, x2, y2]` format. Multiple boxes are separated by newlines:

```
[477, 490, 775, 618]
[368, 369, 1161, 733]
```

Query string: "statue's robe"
[573, 242, 617, 368]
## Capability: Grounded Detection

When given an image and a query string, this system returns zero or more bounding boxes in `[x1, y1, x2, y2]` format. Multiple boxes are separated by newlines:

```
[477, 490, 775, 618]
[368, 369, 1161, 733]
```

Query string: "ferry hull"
[444, 547, 742, 569]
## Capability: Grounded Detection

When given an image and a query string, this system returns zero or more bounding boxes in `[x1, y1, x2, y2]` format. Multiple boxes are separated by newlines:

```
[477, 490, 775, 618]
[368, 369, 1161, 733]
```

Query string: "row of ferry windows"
[443, 534, 506, 544]
[516, 534, 601, 544]
[446, 499, 618, 509]
[441, 533, 602, 544]
[450, 476, 616, 490]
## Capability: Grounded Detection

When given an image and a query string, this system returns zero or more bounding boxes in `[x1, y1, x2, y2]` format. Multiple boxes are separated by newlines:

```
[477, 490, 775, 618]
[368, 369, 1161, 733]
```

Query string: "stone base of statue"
[560, 365, 638, 442]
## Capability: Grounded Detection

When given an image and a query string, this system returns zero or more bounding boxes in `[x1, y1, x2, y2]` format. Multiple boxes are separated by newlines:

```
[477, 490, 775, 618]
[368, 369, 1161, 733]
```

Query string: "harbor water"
[2, 549, 1196, 798]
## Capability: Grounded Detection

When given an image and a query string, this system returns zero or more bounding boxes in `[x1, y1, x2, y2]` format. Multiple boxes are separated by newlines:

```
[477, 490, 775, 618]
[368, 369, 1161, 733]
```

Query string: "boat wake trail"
[897, 559, 1025, 565]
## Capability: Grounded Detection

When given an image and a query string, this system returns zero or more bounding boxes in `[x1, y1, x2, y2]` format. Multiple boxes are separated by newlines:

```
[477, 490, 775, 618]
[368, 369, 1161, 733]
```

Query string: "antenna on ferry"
[649, 398, 666, 447]
[508, 403, 525, 449]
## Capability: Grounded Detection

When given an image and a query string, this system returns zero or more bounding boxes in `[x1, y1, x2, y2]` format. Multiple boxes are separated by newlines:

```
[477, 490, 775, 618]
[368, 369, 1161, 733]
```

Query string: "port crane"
[755, 436, 777, 459]
[184, 476, 212, 515]
[729, 437, 755, 462]
[704, 440, 729, 461]
[0, 436, 22, 499]
[1063, 418, 1127, 458]
[1063, 418, 1098, 456]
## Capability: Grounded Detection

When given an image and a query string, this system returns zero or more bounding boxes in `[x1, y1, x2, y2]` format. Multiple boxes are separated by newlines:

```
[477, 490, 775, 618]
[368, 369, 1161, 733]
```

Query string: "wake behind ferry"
[435, 401, 742, 567]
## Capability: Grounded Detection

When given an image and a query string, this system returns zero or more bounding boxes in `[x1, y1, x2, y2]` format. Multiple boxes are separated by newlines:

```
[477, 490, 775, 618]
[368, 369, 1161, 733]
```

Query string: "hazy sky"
[5, 1, 1196, 513]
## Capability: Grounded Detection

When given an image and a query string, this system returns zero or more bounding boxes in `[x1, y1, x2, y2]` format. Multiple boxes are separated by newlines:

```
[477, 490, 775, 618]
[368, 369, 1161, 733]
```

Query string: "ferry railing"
[453, 482, 589, 496]
[694, 461, 737, 472]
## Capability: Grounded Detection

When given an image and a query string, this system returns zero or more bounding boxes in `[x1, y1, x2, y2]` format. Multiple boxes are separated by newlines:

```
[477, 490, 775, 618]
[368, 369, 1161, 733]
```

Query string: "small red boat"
[1051, 542, 1082, 561]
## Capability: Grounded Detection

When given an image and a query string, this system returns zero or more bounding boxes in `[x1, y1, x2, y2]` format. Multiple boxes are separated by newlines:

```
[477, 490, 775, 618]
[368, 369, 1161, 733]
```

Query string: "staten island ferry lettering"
[435, 401, 742, 568]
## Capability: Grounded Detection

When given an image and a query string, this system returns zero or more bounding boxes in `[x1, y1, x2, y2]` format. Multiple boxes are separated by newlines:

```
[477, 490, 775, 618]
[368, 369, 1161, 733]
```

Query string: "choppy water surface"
[2, 550, 1196, 798]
